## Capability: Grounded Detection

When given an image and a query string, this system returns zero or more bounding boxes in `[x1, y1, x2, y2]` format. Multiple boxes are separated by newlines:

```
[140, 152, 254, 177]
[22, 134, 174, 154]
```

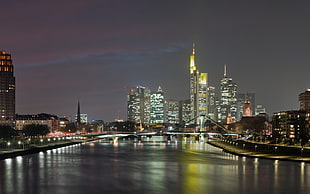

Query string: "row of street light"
[3, 136, 84, 150]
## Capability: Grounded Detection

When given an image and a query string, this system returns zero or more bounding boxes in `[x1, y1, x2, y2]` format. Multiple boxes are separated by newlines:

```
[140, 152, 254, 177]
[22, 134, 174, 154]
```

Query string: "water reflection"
[0, 141, 309, 194]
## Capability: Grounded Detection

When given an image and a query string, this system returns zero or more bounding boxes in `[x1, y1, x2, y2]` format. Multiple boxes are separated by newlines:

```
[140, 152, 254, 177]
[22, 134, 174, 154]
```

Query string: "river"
[0, 139, 309, 194]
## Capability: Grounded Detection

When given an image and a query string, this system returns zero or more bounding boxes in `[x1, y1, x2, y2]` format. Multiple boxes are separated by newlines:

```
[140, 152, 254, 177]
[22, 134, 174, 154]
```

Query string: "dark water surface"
[0, 140, 309, 194]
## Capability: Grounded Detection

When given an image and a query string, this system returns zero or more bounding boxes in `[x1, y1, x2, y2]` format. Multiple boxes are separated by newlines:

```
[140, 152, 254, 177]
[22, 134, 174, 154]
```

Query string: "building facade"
[207, 86, 216, 120]
[127, 86, 151, 124]
[272, 110, 310, 145]
[164, 99, 179, 124]
[150, 86, 164, 124]
[0, 51, 15, 126]
[179, 99, 191, 124]
[16, 113, 60, 133]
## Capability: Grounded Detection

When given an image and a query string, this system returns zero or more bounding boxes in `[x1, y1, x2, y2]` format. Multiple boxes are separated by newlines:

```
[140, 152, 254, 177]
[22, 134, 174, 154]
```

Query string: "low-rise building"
[16, 113, 60, 133]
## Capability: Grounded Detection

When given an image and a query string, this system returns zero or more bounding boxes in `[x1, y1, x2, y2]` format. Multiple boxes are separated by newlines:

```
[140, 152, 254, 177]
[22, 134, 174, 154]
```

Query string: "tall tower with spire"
[189, 44, 208, 125]
[218, 64, 238, 123]
[190, 43, 199, 120]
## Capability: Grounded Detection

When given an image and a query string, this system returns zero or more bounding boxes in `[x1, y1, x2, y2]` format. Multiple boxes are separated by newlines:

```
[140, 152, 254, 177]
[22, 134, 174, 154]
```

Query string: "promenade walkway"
[208, 140, 310, 163]
[0, 139, 89, 160]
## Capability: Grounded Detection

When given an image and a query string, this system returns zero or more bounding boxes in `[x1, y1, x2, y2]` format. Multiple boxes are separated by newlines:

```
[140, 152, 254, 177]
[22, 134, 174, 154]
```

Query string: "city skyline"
[1, 0, 310, 121]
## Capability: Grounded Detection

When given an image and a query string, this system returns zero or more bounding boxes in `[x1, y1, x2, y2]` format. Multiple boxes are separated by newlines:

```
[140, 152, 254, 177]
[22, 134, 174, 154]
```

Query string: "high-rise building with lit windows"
[179, 99, 191, 124]
[218, 64, 237, 124]
[207, 86, 216, 120]
[189, 44, 208, 123]
[127, 86, 151, 124]
[150, 86, 164, 124]
[0, 51, 15, 126]
[164, 99, 179, 124]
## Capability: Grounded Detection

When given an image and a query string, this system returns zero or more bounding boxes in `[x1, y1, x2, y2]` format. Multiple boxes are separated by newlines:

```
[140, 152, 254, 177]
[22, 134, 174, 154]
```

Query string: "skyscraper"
[150, 86, 164, 124]
[189, 44, 208, 123]
[0, 51, 15, 126]
[127, 86, 151, 124]
[218, 64, 237, 124]
[179, 99, 191, 124]
[207, 86, 216, 120]
[164, 99, 179, 124]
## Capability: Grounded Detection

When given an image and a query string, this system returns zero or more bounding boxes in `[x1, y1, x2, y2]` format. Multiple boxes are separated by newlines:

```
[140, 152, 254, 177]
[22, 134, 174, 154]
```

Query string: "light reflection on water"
[0, 141, 309, 194]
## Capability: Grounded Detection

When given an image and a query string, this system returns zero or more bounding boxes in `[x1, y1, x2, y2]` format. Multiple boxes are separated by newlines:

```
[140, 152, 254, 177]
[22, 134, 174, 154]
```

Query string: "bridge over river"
[92, 130, 249, 144]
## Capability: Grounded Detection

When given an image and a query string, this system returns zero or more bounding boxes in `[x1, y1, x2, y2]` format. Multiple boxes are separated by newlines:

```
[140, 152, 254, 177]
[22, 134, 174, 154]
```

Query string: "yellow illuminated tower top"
[190, 43, 197, 73]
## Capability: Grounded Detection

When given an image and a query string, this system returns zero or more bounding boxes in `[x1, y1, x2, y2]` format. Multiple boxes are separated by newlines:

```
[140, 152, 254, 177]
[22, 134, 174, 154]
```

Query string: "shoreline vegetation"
[207, 139, 310, 163]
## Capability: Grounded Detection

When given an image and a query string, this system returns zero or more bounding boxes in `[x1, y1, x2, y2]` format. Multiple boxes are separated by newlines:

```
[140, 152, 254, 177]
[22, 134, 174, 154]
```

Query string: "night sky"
[2, 0, 310, 121]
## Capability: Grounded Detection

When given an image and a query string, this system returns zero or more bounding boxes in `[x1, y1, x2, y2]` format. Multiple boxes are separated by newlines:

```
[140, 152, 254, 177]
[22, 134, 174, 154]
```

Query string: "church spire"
[76, 100, 81, 125]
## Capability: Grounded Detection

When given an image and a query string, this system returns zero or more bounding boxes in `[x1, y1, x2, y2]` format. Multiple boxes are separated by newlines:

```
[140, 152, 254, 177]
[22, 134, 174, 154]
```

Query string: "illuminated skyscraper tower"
[207, 86, 216, 120]
[218, 64, 237, 124]
[127, 86, 151, 124]
[0, 51, 15, 126]
[150, 86, 164, 124]
[189, 44, 208, 124]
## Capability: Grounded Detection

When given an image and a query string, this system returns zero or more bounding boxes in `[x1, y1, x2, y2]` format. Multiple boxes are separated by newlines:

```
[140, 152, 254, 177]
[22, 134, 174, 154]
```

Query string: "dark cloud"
[2, 0, 309, 121]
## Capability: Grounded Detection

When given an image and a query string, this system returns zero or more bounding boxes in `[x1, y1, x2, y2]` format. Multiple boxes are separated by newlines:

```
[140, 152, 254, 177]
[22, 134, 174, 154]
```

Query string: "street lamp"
[18, 141, 24, 150]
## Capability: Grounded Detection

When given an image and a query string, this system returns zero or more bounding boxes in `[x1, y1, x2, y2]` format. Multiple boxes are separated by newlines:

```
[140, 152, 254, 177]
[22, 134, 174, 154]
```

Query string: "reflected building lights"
[300, 162, 305, 188]
[274, 160, 279, 189]
[253, 158, 259, 191]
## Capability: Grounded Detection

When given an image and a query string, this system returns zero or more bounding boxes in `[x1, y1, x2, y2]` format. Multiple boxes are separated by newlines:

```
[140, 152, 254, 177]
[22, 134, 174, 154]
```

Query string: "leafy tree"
[0, 125, 16, 139]
[23, 124, 50, 137]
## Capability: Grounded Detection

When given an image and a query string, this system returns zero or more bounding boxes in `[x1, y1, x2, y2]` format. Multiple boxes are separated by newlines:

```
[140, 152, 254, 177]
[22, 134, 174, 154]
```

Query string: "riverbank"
[208, 139, 310, 163]
[0, 138, 97, 160]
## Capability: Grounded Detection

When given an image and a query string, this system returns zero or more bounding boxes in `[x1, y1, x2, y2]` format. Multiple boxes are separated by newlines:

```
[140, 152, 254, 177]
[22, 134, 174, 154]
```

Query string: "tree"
[0, 125, 16, 139]
[23, 124, 50, 137]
